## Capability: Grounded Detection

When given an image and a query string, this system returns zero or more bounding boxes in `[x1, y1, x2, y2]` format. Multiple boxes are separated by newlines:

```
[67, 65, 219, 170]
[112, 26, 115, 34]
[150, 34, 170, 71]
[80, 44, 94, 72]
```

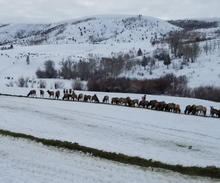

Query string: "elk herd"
[27, 90, 220, 118]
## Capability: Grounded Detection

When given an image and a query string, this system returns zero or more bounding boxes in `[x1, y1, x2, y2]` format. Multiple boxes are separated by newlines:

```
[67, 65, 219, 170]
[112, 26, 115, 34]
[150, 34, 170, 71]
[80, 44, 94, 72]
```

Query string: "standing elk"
[77, 93, 83, 101]
[142, 94, 146, 101]
[71, 91, 78, 101]
[103, 96, 109, 103]
[174, 104, 181, 113]
[47, 90, 54, 98]
[194, 105, 206, 116]
[27, 90, 36, 97]
[55, 91, 60, 99]
[210, 107, 220, 118]
[40, 90, 44, 98]
[62, 93, 71, 100]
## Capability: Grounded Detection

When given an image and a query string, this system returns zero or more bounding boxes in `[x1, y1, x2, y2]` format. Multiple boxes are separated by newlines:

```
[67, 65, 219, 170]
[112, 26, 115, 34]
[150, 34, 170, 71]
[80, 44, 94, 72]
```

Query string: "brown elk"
[148, 100, 158, 109]
[92, 94, 100, 103]
[55, 91, 60, 99]
[132, 99, 139, 106]
[119, 98, 128, 106]
[111, 97, 120, 105]
[154, 101, 166, 111]
[128, 99, 138, 107]
[40, 90, 44, 97]
[62, 93, 71, 100]
[195, 105, 207, 116]
[77, 93, 83, 101]
[84, 95, 91, 102]
[71, 91, 78, 101]
[141, 94, 146, 101]
[27, 90, 36, 97]
[184, 105, 196, 115]
[47, 90, 54, 98]
[138, 100, 148, 108]
[174, 104, 181, 113]
[185, 105, 192, 114]
[103, 96, 109, 103]
[210, 107, 220, 117]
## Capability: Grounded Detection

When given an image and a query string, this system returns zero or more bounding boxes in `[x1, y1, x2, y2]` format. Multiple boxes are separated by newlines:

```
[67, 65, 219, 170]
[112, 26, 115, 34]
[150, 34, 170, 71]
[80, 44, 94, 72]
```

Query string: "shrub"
[39, 80, 46, 88]
[17, 77, 25, 87]
[72, 79, 83, 90]
[36, 60, 58, 78]
[54, 81, 64, 89]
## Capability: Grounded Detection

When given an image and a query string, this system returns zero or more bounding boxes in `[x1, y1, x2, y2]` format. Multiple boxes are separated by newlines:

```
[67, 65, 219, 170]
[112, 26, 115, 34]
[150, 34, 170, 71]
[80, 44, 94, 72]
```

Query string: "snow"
[0, 136, 216, 183]
[0, 92, 220, 168]
[0, 15, 219, 88]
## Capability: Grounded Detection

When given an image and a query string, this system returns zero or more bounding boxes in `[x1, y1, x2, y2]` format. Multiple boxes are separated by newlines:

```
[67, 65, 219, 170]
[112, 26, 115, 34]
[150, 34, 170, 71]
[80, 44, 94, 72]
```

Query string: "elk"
[47, 90, 54, 98]
[138, 100, 148, 108]
[174, 104, 181, 113]
[148, 100, 158, 109]
[71, 91, 78, 101]
[77, 93, 83, 101]
[155, 101, 166, 111]
[210, 106, 220, 117]
[92, 94, 99, 103]
[55, 91, 60, 99]
[141, 94, 146, 101]
[27, 90, 36, 97]
[62, 93, 71, 100]
[84, 95, 91, 102]
[195, 105, 207, 116]
[111, 97, 120, 105]
[40, 90, 44, 98]
[103, 96, 109, 103]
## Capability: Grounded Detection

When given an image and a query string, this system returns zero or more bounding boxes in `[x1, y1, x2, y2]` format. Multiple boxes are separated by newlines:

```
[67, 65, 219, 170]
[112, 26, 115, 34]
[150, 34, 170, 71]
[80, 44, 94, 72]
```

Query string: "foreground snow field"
[0, 94, 220, 168]
[1, 136, 217, 183]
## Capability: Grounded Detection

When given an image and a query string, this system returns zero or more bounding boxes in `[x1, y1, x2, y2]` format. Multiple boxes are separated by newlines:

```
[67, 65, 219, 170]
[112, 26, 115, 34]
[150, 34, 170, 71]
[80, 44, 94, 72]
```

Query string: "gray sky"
[0, 0, 220, 23]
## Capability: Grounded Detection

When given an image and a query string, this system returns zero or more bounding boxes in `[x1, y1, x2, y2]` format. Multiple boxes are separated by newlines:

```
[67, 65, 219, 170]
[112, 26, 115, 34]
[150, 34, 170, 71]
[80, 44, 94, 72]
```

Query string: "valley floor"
[0, 136, 217, 183]
[0, 95, 220, 168]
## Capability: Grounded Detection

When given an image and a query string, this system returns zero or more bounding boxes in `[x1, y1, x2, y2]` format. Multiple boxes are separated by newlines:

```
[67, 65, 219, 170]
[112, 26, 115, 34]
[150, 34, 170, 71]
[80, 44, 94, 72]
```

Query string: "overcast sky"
[0, 0, 219, 23]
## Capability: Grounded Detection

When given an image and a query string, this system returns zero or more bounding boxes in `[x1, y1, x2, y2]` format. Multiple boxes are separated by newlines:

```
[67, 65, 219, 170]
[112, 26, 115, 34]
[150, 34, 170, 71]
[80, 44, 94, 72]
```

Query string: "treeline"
[168, 20, 218, 30]
[36, 53, 136, 80]
[88, 74, 188, 95]
[87, 75, 220, 102]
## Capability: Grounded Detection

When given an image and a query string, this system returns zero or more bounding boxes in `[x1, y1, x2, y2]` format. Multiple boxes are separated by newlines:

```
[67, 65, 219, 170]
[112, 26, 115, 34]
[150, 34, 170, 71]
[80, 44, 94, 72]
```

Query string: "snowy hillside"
[0, 136, 215, 183]
[0, 15, 177, 45]
[0, 92, 220, 167]
[0, 15, 220, 89]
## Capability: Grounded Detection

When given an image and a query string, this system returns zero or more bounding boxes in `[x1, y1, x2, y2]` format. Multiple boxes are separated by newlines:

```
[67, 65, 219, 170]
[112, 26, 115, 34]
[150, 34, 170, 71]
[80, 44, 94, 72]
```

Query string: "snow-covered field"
[0, 92, 220, 168]
[1, 136, 217, 183]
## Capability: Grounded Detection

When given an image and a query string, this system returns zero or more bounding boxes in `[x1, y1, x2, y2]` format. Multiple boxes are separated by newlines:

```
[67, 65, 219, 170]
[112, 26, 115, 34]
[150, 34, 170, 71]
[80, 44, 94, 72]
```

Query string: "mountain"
[0, 15, 219, 89]
[0, 15, 178, 45]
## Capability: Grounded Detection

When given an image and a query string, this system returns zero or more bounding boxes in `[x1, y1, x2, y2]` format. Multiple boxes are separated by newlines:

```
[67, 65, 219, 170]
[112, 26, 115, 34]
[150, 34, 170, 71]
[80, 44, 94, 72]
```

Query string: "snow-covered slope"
[0, 15, 177, 45]
[0, 15, 219, 88]
[0, 94, 220, 167]
[0, 136, 215, 183]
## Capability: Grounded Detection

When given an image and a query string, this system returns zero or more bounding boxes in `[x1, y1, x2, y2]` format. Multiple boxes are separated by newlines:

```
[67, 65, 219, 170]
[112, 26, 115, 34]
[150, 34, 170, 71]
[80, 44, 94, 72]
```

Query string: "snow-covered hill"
[0, 93, 220, 168]
[0, 15, 219, 88]
[0, 15, 177, 45]
[0, 136, 214, 183]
